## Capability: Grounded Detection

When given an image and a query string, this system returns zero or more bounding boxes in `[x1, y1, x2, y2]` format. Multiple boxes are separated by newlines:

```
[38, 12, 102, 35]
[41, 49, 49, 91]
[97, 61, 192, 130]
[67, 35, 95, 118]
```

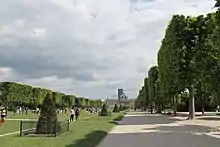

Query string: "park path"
[97, 112, 220, 147]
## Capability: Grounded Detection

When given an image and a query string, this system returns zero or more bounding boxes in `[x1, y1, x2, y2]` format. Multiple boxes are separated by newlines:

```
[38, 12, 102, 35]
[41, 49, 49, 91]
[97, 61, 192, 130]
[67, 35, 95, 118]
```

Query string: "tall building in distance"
[118, 89, 124, 101]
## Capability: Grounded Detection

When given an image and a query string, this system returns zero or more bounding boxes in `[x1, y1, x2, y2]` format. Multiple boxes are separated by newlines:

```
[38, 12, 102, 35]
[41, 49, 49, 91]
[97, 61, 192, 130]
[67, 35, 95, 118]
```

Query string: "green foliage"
[0, 82, 95, 109]
[32, 88, 52, 106]
[8, 102, 15, 111]
[62, 95, 76, 107]
[100, 103, 109, 116]
[119, 105, 123, 111]
[122, 106, 128, 110]
[0, 82, 33, 104]
[113, 104, 119, 112]
[137, 3, 220, 117]
[36, 93, 58, 134]
[52, 92, 64, 107]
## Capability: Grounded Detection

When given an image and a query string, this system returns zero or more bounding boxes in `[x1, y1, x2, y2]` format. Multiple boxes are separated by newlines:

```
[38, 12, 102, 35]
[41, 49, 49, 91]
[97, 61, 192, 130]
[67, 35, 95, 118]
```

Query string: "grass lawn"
[0, 110, 92, 135]
[0, 112, 126, 147]
[6, 110, 90, 120]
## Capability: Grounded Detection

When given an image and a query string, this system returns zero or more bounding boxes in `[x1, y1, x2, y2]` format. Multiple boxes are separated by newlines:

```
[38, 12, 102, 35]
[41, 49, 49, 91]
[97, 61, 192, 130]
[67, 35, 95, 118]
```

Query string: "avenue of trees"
[135, 0, 220, 119]
[0, 82, 104, 109]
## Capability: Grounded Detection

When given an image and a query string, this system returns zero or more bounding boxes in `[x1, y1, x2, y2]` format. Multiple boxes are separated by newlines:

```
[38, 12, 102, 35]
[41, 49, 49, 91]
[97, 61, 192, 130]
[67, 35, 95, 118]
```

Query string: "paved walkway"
[98, 112, 220, 147]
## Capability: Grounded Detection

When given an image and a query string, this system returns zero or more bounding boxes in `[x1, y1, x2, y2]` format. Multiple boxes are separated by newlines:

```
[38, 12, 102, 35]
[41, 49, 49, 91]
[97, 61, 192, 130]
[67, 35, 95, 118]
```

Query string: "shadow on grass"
[66, 130, 107, 147]
[142, 124, 219, 133]
[113, 115, 124, 121]
[108, 121, 119, 125]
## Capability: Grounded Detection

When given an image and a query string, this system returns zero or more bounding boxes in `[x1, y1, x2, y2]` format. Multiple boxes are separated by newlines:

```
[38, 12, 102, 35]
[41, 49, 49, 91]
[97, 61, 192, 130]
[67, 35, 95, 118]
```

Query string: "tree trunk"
[157, 104, 162, 114]
[148, 78, 153, 114]
[201, 96, 205, 115]
[201, 108, 205, 115]
[188, 84, 195, 119]
[173, 96, 177, 116]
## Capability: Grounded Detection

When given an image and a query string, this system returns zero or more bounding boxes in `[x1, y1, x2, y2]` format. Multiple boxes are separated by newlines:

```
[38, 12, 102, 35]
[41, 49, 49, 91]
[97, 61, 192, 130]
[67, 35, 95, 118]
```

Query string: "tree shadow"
[108, 121, 119, 125]
[113, 115, 124, 121]
[197, 117, 220, 121]
[117, 115, 180, 125]
[143, 124, 219, 133]
[98, 131, 220, 147]
[66, 130, 108, 147]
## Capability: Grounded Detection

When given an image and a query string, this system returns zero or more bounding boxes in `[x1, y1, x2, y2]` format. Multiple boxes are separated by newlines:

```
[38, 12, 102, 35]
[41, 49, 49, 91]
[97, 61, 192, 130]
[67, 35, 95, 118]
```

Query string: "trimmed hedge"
[0, 82, 103, 108]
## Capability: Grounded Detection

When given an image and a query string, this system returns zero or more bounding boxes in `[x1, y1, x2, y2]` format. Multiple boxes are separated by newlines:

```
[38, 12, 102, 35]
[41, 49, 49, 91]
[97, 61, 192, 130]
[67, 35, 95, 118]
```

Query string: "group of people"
[69, 107, 80, 122]
[13, 106, 28, 115]
[86, 108, 99, 115]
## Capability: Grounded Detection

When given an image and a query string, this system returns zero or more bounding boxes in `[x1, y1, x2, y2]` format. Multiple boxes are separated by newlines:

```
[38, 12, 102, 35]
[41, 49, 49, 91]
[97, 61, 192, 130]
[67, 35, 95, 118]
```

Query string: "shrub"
[119, 105, 123, 111]
[8, 103, 15, 111]
[100, 103, 108, 116]
[122, 106, 128, 110]
[36, 93, 58, 134]
[113, 104, 119, 112]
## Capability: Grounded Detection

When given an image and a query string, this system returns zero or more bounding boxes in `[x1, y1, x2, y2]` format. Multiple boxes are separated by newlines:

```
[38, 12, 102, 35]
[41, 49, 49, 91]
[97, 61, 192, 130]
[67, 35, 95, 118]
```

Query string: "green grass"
[0, 112, 125, 147]
[0, 120, 20, 135]
[0, 110, 91, 135]
[6, 110, 90, 120]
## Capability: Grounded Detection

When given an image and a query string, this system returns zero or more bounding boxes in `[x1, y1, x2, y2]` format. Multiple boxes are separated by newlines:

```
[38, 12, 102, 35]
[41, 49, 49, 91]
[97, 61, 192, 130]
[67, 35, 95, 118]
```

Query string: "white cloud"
[0, 0, 216, 98]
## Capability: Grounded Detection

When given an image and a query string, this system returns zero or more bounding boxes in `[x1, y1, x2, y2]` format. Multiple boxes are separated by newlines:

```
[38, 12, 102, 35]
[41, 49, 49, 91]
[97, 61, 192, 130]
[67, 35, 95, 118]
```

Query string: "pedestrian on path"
[75, 108, 80, 121]
[70, 108, 75, 122]
[0, 106, 7, 126]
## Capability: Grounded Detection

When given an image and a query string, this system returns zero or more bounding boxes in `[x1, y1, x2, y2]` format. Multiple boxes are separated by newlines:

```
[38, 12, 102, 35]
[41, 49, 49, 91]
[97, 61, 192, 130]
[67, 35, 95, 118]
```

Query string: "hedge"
[0, 82, 104, 108]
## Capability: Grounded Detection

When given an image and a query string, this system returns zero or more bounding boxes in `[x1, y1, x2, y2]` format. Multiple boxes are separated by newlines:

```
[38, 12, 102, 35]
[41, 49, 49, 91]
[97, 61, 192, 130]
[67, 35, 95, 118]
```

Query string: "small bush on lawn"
[119, 105, 123, 111]
[100, 103, 111, 116]
[36, 93, 58, 134]
[122, 106, 128, 110]
[113, 104, 119, 112]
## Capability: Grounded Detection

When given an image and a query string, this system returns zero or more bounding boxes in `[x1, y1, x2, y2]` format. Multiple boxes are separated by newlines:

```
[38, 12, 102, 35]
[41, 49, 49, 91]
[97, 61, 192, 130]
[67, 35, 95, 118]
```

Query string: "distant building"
[118, 89, 124, 101]
[119, 93, 128, 101]
[105, 88, 135, 109]
[105, 98, 135, 109]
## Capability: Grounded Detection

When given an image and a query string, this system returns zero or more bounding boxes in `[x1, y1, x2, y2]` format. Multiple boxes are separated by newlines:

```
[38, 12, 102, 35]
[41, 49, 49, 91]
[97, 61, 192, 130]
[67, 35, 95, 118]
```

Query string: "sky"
[0, 0, 216, 99]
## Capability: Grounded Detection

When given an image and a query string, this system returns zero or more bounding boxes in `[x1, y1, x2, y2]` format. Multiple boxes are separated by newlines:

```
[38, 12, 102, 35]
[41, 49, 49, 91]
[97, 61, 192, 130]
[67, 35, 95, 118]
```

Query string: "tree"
[119, 105, 123, 111]
[158, 15, 186, 116]
[144, 78, 150, 109]
[135, 85, 148, 110]
[148, 66, 158, 114]
[36, 93, 58, 134]
[113, 104, 119, 112]
[100, 103, 108, 116]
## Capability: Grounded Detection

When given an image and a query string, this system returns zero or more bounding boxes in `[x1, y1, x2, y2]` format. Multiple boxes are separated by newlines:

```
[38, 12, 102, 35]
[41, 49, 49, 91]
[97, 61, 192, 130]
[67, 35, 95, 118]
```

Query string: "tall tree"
[158, 15, 186, 116]
[148, 66, 158, 114]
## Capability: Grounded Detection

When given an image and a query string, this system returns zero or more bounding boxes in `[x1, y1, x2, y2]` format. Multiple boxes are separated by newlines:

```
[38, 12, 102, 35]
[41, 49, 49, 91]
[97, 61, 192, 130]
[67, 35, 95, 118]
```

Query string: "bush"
[122, 106, 128, 110]
[113, 104, 119, 112]
[100, 103, 108, 116]
[119, 105, 123, 111]
[8, 103, 15, 111]
[36, 93, 58, 134]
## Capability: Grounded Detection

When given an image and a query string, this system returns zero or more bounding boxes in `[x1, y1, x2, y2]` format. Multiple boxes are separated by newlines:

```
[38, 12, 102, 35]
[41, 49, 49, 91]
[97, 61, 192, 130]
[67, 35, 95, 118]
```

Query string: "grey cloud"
[0, 0, 215, 98]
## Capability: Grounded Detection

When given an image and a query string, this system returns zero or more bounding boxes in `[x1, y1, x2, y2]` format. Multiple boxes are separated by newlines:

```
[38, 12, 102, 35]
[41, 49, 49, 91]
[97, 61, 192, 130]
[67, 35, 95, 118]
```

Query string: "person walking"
[0, 107, 7, 126]
[75, 108, 80, 121]
[70, 108, 75, 122]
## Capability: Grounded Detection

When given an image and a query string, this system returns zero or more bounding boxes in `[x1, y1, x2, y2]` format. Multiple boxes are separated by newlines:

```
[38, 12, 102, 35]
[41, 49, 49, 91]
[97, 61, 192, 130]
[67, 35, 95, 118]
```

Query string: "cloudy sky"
[0, 0, 216, 99]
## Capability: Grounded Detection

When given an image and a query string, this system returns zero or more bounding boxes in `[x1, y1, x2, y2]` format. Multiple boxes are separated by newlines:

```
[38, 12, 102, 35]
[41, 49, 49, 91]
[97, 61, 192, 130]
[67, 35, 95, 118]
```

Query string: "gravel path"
[98, 112, 220, 147]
